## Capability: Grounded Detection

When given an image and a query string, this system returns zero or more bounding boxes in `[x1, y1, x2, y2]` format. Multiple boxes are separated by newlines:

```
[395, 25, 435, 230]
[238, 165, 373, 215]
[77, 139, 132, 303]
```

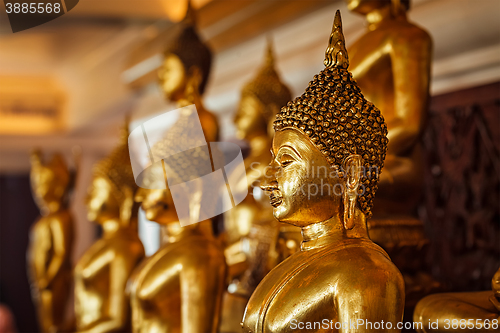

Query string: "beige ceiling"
[72, 0, 213, 21]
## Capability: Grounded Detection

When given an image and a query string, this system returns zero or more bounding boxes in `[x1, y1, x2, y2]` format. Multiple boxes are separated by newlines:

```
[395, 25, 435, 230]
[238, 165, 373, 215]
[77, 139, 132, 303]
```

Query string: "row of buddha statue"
[26, 0, 499, 332]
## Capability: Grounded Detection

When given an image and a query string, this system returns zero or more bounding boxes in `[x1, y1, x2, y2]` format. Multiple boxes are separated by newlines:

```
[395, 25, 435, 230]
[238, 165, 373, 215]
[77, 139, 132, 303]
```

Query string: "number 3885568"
[5, 3, 62, 14]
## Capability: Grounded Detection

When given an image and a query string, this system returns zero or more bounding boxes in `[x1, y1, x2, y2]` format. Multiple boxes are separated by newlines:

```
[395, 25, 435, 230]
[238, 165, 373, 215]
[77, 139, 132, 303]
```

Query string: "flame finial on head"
[240, 36, 292, 123]
[265, 36, 274, 68]
[324, 10, 349, 69]
[183, 0, 196, 26]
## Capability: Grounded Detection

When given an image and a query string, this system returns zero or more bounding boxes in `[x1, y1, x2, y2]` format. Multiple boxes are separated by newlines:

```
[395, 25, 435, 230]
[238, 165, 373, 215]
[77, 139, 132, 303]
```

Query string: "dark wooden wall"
[420, 81, 500, 292]
[0, 175, 39, 332]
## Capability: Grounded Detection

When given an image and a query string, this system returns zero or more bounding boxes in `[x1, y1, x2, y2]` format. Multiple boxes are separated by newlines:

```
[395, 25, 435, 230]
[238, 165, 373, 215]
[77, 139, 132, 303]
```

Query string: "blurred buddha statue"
[220, 40, 297, 332]
[157, 1, 218, 143]
[347, 0, 432, 215]
[129, 108, 227, 332]
[28, 150, 74, 333]
[347, 0, 436, 304]
[413, 267, 500, 332]
[242, 11, 405, 332]
[74, 123, 145, 333]
[226, 39, 291, 245]
[156, 0, 220, 246]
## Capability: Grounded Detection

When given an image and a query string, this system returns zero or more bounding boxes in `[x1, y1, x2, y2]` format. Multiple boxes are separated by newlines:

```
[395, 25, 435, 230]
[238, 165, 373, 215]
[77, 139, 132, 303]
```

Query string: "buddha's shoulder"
[108, 236, 145, 258]
[381, 20, 432, 44]
[169, 236, 225, 262]
[312, 241, 403, 282]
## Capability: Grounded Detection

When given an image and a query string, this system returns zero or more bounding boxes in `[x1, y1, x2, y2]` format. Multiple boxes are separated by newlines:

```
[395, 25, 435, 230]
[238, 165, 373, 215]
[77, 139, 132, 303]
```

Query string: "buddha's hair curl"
[273, 66, 388, 218]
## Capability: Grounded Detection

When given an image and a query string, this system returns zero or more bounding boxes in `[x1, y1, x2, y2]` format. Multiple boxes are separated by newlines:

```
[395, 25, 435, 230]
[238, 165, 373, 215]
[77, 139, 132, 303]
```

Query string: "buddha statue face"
[30, 152, 69, 212]
[158, 21, 212, 102]
[158, 53, 187, 102]
[86, 176, 120, 223]
[266, 129, 343, 226]
[235, 40, 292, 141]
[135, 186, 179, 225]
[234, 95, 267, 140]
[86, 123, 137, 225]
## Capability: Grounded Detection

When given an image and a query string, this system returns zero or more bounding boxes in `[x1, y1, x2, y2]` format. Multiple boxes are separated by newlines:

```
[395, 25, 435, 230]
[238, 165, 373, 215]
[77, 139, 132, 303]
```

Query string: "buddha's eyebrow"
[277, 145, 302, 159]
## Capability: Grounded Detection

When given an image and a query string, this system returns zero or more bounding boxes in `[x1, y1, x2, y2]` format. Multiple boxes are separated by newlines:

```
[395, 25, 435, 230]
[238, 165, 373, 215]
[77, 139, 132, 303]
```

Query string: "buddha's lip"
[269, 190, 283, 208]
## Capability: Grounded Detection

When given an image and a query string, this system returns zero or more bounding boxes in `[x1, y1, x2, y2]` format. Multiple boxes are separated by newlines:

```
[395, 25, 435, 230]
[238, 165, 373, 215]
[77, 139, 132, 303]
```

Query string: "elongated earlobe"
[342, 154, 362, 230]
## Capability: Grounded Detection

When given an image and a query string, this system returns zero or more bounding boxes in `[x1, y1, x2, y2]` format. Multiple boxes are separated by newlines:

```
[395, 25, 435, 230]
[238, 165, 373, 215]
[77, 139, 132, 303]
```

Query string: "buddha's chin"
[87, 211, 97, 223]
[144, 209, 159, 222]
[272, 203, 292, 223]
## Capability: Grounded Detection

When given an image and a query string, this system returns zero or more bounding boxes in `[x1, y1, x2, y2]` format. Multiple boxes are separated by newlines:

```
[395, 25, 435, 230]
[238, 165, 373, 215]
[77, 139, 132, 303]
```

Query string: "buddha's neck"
[101, 217, 126, 239]
[300, 213, 369, 251]
[164, 220, 213, 243]
[42, 199, 63, 215]
[366, 6, 406, 30]
[176, 86, 204, 110]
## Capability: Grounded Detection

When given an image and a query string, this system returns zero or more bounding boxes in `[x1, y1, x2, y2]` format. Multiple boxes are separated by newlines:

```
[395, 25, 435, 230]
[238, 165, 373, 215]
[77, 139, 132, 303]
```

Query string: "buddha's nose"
[260, 166, 279, 194]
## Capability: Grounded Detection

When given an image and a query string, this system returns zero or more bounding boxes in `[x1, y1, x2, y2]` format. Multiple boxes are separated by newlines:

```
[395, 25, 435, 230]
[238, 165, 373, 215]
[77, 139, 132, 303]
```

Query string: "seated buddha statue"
[347, 0, 432, 216]
[74, 124, 145, 332]
[220, 40, 299, 333]
[157, 2, 218, 143]
[346, 0, 437, 304]
[225, 39, 291, 245]
[156, 2, 220, 247]
[228, 39, 298, 280]
[128, 108, 227, 332]
[27, 150, 74, 333]
[413, 267, 500, 332]
[242, 11, 405, 332]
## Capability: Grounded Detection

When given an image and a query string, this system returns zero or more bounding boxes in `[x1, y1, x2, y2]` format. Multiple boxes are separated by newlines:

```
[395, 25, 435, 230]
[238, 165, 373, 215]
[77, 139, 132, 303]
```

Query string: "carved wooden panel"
[420, 82, 500, 292]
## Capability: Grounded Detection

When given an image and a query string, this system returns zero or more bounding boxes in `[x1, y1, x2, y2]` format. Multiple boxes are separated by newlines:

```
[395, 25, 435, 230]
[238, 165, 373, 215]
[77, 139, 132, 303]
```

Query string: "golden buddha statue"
[413, 267, 500, 332]
[220, 40, 297, 333]
[129, 113, 227, 332]
[27, 150, 74, 333]
[347, 0, 432, 215]
[128, 9, 226, 329]
[229, 39, 296, 270]
[346, 0, 436, 304]
[156, 0, 220, 247]
[74, 124, 145, 333]
[226, 39, 291, 244]
[157, 1, 218, 143]
[242, 11, 405, 332]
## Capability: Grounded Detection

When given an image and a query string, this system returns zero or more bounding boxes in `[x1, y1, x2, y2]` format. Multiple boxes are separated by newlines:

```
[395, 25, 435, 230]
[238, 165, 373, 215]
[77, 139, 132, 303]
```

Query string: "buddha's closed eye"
[279, 155, 294, 167]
